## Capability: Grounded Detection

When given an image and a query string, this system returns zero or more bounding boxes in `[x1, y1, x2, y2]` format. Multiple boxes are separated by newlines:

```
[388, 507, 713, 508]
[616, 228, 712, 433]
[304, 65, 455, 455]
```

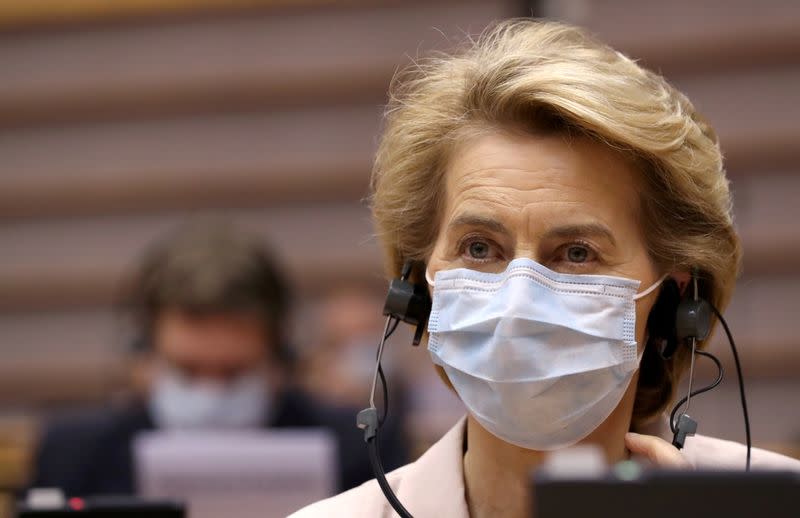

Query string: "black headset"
[358, 263, 751, 518]
[357, 262, 430, 518]
[666, 269, 751, 467]
[382, 262, 432, 346]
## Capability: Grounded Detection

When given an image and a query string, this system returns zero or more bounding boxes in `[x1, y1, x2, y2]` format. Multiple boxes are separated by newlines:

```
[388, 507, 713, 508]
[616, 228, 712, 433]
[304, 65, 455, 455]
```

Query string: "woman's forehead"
[442, 130, 643, 239]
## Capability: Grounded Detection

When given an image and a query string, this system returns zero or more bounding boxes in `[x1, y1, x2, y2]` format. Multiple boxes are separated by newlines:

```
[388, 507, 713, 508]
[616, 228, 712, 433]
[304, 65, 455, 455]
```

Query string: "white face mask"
[426, 258, 665, 451]
[149, 366, 270, 430]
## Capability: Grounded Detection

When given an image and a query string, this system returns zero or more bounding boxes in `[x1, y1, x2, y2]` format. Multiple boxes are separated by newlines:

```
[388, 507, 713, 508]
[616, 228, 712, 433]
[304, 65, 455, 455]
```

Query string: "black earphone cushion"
[382, 262, 432, 346]
[647, 275, 713, 357]
[675, 298, 712, 341]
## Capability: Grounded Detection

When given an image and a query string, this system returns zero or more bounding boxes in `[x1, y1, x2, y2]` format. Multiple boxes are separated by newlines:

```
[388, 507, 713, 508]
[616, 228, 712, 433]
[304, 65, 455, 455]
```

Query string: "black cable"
[385, 318, 400, 339]
[375, 317, 400, 427]
[377, 363, 389, 427]
[362, 315, 414, 517]
[709, 303, 752, 471]
[670, 350, 724, 434]
[367, 430, 414, 518]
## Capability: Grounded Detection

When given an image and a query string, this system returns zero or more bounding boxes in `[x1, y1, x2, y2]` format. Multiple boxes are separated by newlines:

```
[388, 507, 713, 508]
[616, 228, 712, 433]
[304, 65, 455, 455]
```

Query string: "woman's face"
[427, 128, 662, 441]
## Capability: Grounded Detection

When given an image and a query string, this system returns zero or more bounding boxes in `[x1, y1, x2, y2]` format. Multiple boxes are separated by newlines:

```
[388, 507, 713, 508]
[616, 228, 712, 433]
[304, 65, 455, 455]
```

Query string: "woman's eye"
[459, 237, 500, 263]
[468, 241, 491, 259]
[557, 243, 597, 265]
[566, 245, 589, 263]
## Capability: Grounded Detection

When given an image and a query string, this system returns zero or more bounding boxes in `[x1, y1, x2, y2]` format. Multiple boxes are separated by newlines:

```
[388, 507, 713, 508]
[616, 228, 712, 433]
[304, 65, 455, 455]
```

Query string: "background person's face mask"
[426, 258, 664, 451]
[149, 365, 269, 430]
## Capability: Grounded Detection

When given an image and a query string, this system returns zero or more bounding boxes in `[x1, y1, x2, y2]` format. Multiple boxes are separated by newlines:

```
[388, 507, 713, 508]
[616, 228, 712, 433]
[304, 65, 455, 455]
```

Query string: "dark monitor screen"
[534, 470, 799, 518]
[17, 496, 185, 518]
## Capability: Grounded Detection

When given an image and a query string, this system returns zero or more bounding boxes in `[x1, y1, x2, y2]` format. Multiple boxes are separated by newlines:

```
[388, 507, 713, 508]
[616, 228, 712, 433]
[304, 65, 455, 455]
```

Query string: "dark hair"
[128, 220, 290, 363]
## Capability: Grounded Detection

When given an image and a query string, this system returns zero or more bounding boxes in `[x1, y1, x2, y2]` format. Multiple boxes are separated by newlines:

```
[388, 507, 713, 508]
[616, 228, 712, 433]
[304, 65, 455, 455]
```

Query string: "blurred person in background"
[29, 220, 407, 496]
[301, 285, 411, 449]
[301, 286, 406, 409]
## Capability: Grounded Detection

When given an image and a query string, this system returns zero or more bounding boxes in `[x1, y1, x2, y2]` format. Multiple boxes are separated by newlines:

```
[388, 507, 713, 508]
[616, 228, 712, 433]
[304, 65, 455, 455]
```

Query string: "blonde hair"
[370, 19, 741, 426]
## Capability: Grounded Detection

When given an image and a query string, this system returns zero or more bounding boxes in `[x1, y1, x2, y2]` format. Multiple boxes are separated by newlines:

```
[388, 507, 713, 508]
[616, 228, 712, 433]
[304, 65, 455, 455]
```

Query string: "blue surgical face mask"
[426, 258, 665, 451]
[149, 366, 270, 430]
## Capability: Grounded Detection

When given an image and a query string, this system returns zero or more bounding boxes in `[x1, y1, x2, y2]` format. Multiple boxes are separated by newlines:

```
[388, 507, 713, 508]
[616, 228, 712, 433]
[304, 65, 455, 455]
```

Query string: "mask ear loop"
[424, 268, 435, 288]
[633, 273, 669, 301]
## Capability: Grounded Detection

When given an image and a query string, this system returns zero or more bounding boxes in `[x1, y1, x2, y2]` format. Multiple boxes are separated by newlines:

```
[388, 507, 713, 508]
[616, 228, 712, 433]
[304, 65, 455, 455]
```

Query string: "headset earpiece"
[675, 298, 712, 341]
[675, 269, 712, 342]
[651, 272, 713, 358]
[382, 261, 432, 346]
[670, 269, 715, 450]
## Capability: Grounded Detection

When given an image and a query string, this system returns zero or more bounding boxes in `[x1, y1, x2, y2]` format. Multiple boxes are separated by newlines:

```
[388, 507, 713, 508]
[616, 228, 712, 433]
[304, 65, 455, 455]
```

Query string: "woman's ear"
[645, 278, 681, 359]
[670, 271, 691, 296]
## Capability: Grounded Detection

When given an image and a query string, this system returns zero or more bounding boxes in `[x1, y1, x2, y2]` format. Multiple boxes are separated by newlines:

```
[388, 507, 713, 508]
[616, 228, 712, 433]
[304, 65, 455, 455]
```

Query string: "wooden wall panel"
[1, 66, 798, 219]
[0, 106, 380, 218]
[671, 67, 800, 170]
[541, 0, 800, 72]
[0, 308, 125, 406]
[0, 0, 371, 30]
[735, 172, 800, 275]
[0, 205, 384, 310]
[0, 1, 515, 125]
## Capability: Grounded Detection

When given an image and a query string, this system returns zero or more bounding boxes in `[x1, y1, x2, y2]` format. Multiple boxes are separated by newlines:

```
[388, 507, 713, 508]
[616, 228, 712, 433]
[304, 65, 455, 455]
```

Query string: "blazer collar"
[395, 416, 470, 517]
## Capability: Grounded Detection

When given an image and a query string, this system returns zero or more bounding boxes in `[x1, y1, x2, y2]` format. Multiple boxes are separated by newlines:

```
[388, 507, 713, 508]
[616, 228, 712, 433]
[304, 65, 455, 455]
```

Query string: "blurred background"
[0, 0, 798, 513]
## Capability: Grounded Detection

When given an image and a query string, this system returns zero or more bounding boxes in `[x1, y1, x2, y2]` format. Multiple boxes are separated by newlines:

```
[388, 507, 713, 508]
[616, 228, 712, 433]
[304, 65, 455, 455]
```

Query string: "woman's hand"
[624, 432, 692, 469]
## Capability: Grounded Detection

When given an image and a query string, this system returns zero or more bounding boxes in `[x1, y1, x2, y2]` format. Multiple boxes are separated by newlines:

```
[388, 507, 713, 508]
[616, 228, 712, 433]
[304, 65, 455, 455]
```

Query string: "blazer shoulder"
[38, 408, 114, 457]
[34, 404, 150, 476]
[40, 403, 149, 445]
[686, 434, 800, 471]
[31, 405, 137, 492]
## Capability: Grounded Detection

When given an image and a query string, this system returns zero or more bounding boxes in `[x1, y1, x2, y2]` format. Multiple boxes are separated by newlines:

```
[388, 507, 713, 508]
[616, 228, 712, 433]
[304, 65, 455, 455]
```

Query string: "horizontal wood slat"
[0, 106, 380, 219]
[0, 206, 385, 310]
[0, 1, 515, 126]
[671, 67, 800, 170]
[0, 0, 398, 31]
[544, 0, 800, 72]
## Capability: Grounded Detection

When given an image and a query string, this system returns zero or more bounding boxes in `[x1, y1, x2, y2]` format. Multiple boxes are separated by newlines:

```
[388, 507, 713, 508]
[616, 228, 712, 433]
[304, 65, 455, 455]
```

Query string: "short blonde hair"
[370, 19, 741, 426]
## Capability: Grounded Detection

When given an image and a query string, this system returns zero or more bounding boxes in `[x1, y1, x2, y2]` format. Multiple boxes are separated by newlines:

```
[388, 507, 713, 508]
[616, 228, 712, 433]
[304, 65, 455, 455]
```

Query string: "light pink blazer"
[290, 416, 800, 518]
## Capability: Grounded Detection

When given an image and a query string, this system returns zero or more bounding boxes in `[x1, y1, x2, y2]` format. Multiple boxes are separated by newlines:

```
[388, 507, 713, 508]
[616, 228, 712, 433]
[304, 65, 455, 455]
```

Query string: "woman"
[292, 19, 800, 518]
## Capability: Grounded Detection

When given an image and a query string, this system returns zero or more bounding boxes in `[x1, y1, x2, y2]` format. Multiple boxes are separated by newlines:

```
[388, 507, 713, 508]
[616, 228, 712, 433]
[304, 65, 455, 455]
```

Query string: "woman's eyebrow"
[543, 223, 617, 247]
[447, 214, 510, 235]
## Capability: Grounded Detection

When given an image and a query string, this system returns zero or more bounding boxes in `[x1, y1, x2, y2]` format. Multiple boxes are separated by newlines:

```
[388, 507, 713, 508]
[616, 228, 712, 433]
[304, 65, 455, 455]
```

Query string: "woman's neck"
[462, 411, 632, 518]
[463, 416, 540, 518]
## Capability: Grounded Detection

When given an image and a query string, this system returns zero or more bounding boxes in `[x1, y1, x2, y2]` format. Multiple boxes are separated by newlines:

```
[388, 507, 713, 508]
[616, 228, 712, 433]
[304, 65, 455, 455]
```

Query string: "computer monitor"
[534, 469, 800, 518]
[134, 429, 336, 518]
[17, 496, 185, 517]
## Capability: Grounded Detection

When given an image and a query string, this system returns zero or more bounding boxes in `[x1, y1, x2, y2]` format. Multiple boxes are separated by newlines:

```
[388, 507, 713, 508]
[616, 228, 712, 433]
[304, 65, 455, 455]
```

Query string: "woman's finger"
[625, 432, 692, 469]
